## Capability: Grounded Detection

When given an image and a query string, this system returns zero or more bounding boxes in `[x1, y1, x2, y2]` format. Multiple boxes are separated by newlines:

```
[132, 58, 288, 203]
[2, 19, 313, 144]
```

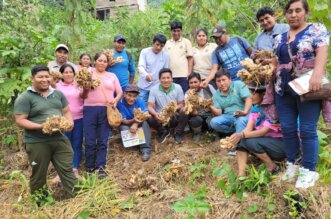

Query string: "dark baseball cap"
[114, 34, 126, 42]
[125, 84, 140, 93]
[211, 26, 227, 38]
[247, 83, 267, 92]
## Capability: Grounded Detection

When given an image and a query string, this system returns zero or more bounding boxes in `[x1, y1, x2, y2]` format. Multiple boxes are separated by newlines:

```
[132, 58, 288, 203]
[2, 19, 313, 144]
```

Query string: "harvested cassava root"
[42, 115, 72, 134]
[184, 89, 213, 114]
[237, 58, 275, 86]
[75, 67, 101, 89]
[103, 49, 124, 64]
[50, 71, 63, 83]
[219, 137, 234, 149]
[159, 101, 178, 126]
[134, 108, 151, 122]
[252, 50, 274, 64]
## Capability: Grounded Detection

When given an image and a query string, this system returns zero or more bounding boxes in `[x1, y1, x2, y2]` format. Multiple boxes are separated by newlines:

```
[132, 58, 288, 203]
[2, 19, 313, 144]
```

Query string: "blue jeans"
[138, 88, 150, 105]
[83, 106, 110, 169]
[65, 118, 83, 168]
[173, 77, 189, 93]
[210, 114, 248, 133]
[275, 92, 321, 171]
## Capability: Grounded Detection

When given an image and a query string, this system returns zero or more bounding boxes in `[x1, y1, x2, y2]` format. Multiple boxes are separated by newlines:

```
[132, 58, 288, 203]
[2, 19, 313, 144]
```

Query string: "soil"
[0, 132, 330, 219]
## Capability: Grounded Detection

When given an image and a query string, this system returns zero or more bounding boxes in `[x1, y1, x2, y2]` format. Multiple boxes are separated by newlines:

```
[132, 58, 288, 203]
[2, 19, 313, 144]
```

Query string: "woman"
[76, 53, 93, 71]
[273, 0, 329, 189]
[229, 84, 285, 176]
[192, 29, 217, 87]
[57, 64, 87, 178]
[83, 52, 122, 178]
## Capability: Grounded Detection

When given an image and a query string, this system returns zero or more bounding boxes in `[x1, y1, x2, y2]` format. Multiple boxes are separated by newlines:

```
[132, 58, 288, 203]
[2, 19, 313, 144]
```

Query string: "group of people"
[13, 0, 330, 201]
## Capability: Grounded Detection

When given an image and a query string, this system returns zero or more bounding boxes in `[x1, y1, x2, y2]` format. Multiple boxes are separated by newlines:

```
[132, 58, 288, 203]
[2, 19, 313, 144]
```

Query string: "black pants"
[188, 114, 212, 131]
[148, 110, 188, 135]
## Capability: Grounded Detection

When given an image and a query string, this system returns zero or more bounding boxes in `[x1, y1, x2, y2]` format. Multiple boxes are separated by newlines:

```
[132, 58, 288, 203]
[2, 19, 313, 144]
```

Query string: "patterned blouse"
[273, 23, 330, 95]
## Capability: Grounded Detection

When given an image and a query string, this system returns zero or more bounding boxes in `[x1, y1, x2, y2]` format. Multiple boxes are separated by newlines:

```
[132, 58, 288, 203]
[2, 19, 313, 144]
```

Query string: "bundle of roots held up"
[50, 71, 62, 83]
[184, 89, 213, 115]
[133, 108, 151, 122]
[219, 137, 234, 149]
[159, 101, 177, 126]
[103, 49, 124, 64]
[237, 52, 275, 86]
[75, 67, 101, 89]
[252, 50, 274, 64]
[42, 115, 72, 134]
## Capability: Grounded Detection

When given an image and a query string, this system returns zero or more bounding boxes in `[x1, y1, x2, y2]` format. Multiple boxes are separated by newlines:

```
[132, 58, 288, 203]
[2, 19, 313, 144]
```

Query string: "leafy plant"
[30, 185, 55, 207]
[283, 189, 307, 218]
[189, 160, 207, 184]
[317, 130, 331, 183]
[172, 186, 211, 218]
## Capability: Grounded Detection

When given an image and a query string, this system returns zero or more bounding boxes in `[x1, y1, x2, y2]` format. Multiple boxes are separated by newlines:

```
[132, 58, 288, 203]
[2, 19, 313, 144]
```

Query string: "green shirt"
[14, 88, 69, 143]
[213, 81, 250, 115]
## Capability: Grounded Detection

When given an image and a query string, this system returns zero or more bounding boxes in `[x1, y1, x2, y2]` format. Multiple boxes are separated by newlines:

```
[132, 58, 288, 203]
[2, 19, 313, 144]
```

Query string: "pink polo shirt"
[84, 71, 122, 107]
[56, 80, 84, 120]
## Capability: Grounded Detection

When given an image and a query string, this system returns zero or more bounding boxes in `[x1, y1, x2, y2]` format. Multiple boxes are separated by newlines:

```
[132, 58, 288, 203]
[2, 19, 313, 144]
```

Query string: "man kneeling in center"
[117, 84, 152, 161]
[210, 70, 252, 139]
[148, 68, 188, 144]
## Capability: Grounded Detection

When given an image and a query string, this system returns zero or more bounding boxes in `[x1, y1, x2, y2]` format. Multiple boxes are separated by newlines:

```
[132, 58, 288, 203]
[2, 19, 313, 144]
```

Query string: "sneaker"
[97, 168, 107, 179]
[226, 148, 237, 156]
[158, 129, 170, 143]
[174, 133, 183, 144]
[73, 168, 80, 178]
[295, 167, 319, 189]
[193, 133, 201, 143]
[281, 162, 299, 182]
[86, 168, 95, 174]
[141, 152, 151, 161]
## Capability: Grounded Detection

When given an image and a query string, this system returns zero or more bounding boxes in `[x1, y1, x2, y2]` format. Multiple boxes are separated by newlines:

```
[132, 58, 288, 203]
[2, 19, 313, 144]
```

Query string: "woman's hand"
[229, 132, 244, 146]
[309, 73, 323, 92]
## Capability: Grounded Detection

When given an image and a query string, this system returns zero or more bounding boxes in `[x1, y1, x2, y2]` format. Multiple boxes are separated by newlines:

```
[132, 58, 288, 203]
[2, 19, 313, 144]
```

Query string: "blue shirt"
[213, 81, 250, 115]
[117, 97, 147, 120]
[254, 23, 289, 51]
[212, 37, 251, 80]
[107, 49, 135, 89]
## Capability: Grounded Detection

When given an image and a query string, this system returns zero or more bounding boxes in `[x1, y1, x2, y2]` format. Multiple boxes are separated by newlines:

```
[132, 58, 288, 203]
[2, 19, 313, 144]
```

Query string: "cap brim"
[55, 47, 68, 52]
[211, 33, 223, 38]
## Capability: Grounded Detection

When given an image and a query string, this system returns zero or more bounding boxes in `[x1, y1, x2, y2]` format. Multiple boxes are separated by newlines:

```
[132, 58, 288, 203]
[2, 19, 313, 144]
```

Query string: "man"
[201, 26, 253, 87]
[186, 72, 216, 142]
[14, 65, 77, 201]
[107, 34, 135, 92]
[47, 44, 76, 72]
[148, 68, 188, 144]
[254, 7, 289, 51]
[117, 84, 152, 161]
[138, 34, 169, 104]
[163, 21, 193, 93]
[209, 70, 252, 136]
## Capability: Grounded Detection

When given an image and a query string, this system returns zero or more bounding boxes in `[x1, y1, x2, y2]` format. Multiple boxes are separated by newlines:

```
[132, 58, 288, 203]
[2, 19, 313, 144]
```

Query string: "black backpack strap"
[235, 37, 250, 56]
[125, 50, 132, 65]
[215, 45, 222, 66]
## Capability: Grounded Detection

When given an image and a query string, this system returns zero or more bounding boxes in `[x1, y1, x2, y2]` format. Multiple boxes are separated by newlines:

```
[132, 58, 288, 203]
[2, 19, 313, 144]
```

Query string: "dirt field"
[0, 132, 330, 219]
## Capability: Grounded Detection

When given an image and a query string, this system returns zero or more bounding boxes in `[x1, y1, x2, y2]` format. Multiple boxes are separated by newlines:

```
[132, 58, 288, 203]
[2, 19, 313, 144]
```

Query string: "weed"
[317, 130, 331, 183]
[172, 186, 211, 218]
[30, 185, 55, 207]
[283, 189, 307, 218]
[189, 160, 207, 184]
[9, 170, 29, 202]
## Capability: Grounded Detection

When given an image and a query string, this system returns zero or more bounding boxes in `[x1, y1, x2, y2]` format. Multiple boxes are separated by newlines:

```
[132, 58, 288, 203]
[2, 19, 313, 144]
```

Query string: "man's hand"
[108, 58, 116, 67]
[155, 113, 163, 123]
[200, 80, 209, 88]
[233, 110, 247, 118]
[134, 117, 143, 124]
[146, 74, 152, 82]
[130, 123, 139, 133]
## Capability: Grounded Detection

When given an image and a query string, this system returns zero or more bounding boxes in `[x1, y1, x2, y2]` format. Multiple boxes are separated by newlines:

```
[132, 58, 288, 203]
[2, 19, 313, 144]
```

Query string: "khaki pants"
[26, 139, 77, 197]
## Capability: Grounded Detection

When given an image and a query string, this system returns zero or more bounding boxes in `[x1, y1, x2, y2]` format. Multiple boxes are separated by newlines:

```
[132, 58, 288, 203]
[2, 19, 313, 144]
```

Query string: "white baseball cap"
[55, 44, 69, 52]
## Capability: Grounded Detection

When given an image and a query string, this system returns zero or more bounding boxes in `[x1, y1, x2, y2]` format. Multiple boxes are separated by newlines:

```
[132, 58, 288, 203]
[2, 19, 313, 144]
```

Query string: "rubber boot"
[192, 126, 202, 143]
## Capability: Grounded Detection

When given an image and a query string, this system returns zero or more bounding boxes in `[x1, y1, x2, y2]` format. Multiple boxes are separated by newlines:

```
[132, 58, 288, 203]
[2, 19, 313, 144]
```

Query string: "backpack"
[215, 37, 250, 66]
[125, 50, 133, 66]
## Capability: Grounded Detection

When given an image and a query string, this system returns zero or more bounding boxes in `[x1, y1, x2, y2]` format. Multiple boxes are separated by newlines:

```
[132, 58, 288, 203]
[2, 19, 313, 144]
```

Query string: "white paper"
[121, 127, 146, 148]
[288, 71, 329, 95]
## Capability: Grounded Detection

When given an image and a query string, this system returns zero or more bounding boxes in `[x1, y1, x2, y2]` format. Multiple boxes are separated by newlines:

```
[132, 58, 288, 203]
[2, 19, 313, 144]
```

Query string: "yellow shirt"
[192, 43, 217, 79]
[164, 37, 193, 78]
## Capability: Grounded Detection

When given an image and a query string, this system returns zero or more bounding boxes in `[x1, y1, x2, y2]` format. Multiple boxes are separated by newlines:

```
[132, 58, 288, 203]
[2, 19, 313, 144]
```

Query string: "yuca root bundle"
[184, 89, 200, 114]
[103, 49, 124, 64]
[184, 89, 214, 114]
[219, 137, 234, 149]
[76, 67, 101, 89]
[237, 58, 274, 85]
[50, 71, 63, 83]
[199, 98, 213, 108]
[159, 101, 178, 126]
[133, 108, 151, 121]
[252, 50, 274, 64]
[42, 115, 72, 134]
